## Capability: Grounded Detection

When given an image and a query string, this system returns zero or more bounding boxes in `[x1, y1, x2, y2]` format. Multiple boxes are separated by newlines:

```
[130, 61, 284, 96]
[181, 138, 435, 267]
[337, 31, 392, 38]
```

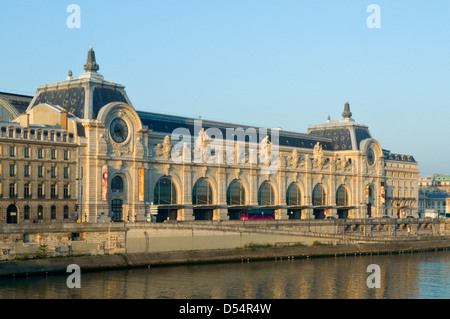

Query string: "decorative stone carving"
[182, 142, 190, 163]
[259, 135, 272, 166]
[313, 142, 323, 167]
[135, 137, 144, 156]
[201, 166, 208, 178]
[113, 143, 131, 156]
[110, 160, 123, 170]
[194, 128, 209, 163]
[98, 133, 108, 154]
[287, 149, 299, 168]
[163, 164, 170, 176]
[155, 136, 172, 160]
[313, 142, 329, 169]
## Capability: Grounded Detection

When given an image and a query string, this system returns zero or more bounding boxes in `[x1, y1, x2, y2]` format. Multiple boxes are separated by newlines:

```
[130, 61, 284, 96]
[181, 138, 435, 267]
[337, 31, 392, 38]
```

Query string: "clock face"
[110, 118, 128, 143]
[367, 148, 375, 165]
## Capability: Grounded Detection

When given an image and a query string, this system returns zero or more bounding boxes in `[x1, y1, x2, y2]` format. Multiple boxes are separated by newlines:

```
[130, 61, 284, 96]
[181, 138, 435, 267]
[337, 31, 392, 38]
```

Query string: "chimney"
[61, 110, 68, 131]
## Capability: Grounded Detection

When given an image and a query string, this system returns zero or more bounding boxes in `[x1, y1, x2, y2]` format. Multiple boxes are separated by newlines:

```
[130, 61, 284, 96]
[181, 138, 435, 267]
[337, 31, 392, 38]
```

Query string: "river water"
[0, 250, 449, 299]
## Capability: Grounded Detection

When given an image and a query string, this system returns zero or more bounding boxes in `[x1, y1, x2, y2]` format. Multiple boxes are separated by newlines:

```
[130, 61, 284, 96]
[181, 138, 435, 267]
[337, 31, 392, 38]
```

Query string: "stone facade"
[0, 118, 78, 224]
[0, 48, 420, 225]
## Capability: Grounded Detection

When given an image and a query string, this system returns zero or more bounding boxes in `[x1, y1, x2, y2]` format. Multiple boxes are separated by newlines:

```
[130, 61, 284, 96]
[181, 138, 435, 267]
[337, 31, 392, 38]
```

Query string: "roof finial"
[342, 100, 352, 119]
[83, 46, 99, 72]
[66, 70, 73, 80]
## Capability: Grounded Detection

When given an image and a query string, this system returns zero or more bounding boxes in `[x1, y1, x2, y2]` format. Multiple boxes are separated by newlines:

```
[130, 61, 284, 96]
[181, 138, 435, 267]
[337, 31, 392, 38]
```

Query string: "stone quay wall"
[0, 218, 448, 262]
[0, 222, 126, 261]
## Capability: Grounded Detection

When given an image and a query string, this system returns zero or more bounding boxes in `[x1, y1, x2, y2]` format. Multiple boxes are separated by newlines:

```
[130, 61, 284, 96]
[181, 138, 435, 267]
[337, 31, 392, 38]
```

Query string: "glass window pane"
[193, 179, 212, 205]
[112, 176, 124, 192]
[287, 184, 301, 206]
[155, 177, 177, 205]
[258, 182, 274, 206]
[336, 186, 349, 207]
[227, 180, 246, 205]
[313, 184, 326, 206]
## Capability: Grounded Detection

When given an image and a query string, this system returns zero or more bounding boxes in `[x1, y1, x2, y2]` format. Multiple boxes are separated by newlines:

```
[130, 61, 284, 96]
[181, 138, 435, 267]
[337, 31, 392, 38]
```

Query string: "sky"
[0, 0, 449, 176]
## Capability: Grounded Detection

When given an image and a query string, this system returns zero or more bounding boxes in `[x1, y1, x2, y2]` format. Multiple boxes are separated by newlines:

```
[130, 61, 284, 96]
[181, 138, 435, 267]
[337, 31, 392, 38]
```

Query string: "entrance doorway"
[288, 209, 303, 220]
[111, 199, 123, 222]
[228, 209, 246, 220]
[156, 208, 178, 222]
[337, 209, 349, 219]
[313, 208, 325, 219]
[7, 205, 18, 224]
[193, 209, 213, 220]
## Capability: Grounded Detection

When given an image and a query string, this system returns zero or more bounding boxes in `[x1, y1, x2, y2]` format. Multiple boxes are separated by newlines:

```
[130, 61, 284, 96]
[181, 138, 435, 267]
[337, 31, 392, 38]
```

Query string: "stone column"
[214, 208, 228, 221]
[278, 169, 288, 220]
[181, 165, 194, 221]
[216, 167, 228, 220]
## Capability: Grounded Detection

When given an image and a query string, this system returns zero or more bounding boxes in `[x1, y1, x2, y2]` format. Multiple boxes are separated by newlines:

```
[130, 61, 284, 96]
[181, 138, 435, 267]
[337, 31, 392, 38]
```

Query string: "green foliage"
[16, 254, 30, 261]
[243, 242, 274, 250]
[37, 244, 48, 258]
[312, 241, 330, 246]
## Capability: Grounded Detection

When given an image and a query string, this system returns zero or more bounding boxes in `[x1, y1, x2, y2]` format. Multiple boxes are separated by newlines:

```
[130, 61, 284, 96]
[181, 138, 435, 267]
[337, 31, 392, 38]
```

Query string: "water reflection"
[0, 251, 449, 299]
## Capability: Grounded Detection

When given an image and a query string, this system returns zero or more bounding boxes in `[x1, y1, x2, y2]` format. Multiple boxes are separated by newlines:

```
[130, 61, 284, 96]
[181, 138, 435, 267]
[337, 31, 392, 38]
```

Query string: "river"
[0, 250, 449, 299]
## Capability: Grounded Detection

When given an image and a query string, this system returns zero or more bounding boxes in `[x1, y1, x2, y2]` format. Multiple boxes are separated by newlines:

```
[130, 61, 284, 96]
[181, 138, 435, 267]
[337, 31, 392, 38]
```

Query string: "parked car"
[326, 216, 336, 220]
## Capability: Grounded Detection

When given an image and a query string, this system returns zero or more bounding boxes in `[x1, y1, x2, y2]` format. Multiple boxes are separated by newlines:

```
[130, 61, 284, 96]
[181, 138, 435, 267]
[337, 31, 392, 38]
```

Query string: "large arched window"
[154, 177, 177, 205]
[336, 185, 350, 207]
[193, 178, 213, 205]
[312, 184, 327, 206]
[227, 180, 246, 206]
[111, 176, 124, 193]
[286, 183, 302, 206]
[258, 181, 275, 206]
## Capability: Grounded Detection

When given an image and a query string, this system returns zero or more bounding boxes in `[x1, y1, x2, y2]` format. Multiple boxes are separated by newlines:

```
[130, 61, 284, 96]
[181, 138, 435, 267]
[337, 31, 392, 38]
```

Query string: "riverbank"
[1, 238, 450, 278]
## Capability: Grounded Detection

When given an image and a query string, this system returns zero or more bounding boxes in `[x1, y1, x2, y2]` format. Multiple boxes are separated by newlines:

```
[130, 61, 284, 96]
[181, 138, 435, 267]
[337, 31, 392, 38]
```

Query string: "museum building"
[0, 48, 420, 224]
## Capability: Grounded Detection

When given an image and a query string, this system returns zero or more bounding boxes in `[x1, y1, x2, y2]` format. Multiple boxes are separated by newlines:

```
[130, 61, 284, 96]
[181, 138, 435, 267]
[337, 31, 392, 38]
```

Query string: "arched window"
[312, 184, 327, 206]
[227, 180, 246, 206]
[258, 181, 275, 206]
[286, 183, 302, 206]
[154, 177, 177, 205]
[336, 185, 349, 207]
[111, 176, 124, 193]
[193, 178, 213, 205]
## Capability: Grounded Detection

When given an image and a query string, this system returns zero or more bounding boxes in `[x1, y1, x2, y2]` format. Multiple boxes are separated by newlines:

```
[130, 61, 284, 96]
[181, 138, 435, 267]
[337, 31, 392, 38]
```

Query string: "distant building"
[0, 47, 420, 224]
[418, 174, 450, 217]
[0, 92, 33, 122]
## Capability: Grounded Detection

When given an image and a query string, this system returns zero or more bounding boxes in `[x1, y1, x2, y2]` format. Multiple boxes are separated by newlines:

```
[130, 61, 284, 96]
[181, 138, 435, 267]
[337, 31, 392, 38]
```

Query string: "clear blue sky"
[1, 0, 449, 175]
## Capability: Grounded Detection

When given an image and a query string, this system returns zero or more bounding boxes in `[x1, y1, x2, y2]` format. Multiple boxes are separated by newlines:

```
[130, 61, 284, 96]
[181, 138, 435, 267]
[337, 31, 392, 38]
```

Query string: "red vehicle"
[240, 210, 275, 220]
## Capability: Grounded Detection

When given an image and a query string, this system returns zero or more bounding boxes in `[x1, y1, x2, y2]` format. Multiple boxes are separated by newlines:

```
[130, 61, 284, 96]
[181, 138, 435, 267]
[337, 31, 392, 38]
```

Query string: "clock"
[110, 118, 129, 143]
[367, 148, 375, 166]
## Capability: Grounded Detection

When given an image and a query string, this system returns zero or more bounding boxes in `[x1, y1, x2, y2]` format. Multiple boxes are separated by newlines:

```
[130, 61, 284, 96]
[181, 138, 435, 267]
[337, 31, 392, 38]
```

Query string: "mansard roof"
[137, 110, 333, 151]
[27, 47, 132, 120]
[306, 101, 372, 151]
